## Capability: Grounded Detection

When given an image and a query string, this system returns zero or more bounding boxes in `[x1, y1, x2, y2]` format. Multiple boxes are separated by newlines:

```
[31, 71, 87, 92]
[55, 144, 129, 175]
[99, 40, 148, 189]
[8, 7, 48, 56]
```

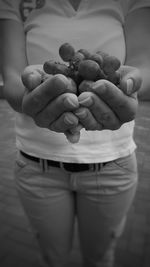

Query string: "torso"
[2, 0, 138, 162]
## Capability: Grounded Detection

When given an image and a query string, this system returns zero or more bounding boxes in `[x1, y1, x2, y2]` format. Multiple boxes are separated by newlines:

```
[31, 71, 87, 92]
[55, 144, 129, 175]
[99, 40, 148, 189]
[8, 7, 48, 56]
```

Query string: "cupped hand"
[21, 64, 142, 143]
[21, 65, 80, 134]
[76, 65, 142, 130]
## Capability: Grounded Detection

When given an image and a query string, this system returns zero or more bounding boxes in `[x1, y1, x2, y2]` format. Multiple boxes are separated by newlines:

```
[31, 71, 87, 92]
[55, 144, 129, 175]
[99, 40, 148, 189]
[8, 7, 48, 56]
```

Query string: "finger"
[22, 68, 42, 91]
[21, 65, 49, 90]
[78, 80, 95, 94]
[91, 80, 138, 122]
[75, 107, 103, 130]
[34, 93, 79, 128]
[64, 131, 81, 144]
[64, 123, 83, 144]
[69, 123, 83, 134]
[119, 65, 142, 95]
[22, 74, 73, 116]
[78, 92, 121, 130]
[49, 112, 79, 133]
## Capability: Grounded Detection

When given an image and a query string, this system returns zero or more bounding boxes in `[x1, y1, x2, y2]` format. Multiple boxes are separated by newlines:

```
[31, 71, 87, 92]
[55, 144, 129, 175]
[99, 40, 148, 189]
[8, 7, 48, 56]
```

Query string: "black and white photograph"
[0, 1, 150, 266]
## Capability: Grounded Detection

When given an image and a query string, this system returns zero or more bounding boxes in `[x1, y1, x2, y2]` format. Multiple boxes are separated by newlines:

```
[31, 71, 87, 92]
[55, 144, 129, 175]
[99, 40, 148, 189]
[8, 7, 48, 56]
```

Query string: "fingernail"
[79, 96, 93, 107]
[127, 79, 134, 95]
[70, 124, 83, 134]
[64, 116, 75, 125]
[66, 132, 80, 143]
[92, 80, 106, 94]
[64, 96, 78, 108]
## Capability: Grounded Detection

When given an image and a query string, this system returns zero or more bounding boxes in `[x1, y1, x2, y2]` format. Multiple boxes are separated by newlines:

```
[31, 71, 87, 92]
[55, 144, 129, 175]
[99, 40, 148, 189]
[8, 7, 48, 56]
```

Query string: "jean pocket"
[15, 156, 28, 172]
[111, 152, 137, 174]
[16, 158, 27, 168]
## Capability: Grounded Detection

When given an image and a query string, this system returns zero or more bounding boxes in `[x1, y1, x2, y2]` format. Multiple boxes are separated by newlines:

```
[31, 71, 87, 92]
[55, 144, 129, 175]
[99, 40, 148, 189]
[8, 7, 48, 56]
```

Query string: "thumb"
[119, 67, 142, 95]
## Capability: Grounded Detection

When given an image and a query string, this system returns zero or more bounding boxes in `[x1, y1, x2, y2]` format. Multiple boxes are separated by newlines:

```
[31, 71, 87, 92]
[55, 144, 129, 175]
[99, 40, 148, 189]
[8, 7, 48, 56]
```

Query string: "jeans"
[14, 151, 138, 267]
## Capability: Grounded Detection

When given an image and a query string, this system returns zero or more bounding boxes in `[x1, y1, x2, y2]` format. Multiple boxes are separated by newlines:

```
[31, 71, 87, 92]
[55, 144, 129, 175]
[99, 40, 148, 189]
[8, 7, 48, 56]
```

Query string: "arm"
[0, 19, 27, 112]
[124, 7, 150, 101]
[0, 19, 80, 142]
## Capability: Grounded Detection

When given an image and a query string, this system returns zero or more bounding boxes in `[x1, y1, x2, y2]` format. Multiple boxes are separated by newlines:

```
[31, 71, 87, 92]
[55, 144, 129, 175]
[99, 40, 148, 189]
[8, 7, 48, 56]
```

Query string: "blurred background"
[0, 43, 3, 98]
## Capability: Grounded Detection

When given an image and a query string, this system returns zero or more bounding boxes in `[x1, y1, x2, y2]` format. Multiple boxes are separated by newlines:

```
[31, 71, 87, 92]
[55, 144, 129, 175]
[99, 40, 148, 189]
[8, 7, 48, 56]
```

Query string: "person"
[0, 1, 149, 267]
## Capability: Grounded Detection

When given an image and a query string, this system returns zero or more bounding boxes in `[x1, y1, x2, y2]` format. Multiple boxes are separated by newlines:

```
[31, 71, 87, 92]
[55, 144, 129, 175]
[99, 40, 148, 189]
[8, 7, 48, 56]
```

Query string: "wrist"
[3, 81, 25, 113]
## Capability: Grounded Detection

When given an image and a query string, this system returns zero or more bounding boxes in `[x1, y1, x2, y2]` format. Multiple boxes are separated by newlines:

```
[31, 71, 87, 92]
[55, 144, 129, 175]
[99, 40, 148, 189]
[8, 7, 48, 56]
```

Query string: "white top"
[0, 0, 149, 163]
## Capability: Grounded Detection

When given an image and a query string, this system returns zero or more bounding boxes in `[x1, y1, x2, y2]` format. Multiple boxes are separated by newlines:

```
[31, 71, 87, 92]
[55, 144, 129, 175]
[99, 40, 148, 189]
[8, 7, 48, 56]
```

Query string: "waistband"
[20, 151, 107, 172]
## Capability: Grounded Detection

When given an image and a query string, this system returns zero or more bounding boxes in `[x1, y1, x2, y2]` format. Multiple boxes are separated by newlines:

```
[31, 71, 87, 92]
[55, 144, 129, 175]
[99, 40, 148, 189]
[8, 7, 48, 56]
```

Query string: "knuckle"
[100, 112, 112, 123]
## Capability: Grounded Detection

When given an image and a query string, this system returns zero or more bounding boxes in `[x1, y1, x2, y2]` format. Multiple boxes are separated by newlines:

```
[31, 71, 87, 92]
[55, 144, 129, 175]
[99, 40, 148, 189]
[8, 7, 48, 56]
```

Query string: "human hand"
[21, 65, 81, 139]
[43, 44, 141, 132]
[75, 65, 142, 130]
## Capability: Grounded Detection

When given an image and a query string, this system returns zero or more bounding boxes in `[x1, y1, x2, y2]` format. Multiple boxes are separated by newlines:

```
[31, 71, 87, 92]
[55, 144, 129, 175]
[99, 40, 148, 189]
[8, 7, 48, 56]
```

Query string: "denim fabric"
[14, 151, 138, 267]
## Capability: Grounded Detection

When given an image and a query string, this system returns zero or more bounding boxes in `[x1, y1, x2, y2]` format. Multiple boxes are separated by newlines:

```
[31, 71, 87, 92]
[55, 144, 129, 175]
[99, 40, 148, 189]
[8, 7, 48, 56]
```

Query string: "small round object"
[78, 59, 101, 81]
[22, 69, 42, 91]
[77, 49, 91, 59]
[43, 60, 70, 76]
[59, 43, 75, 62]
[70, 52, 85, 70]
[103, 55, 121, 74]
[89, 53, 103, 67]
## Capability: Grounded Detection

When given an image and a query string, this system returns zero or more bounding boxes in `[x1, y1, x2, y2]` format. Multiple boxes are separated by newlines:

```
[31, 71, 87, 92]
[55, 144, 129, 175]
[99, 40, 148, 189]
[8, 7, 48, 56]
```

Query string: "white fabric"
[0, 0, 149, 163]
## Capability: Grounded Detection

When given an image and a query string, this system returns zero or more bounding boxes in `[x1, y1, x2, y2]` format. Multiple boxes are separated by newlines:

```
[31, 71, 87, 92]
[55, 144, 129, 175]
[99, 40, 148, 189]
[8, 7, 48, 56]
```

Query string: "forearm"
[3, 72, 25, 113]
[124, 8, 150, 101]
[0, 19, 27, 111]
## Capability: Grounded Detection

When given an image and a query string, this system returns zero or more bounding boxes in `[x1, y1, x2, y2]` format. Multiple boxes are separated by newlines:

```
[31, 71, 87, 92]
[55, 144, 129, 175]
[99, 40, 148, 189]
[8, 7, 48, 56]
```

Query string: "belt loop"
[89, 163, 94, 171]
[39, 159, 48, 172]
[60, 162, 65, 170]
[39, 159, 44, 171]
[44, 159, 48, 172]
[99, 163, 102, 171]
[95, 163, 99, 172]
[92, 163, 102, 172]
[99, 163, 104, 171]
